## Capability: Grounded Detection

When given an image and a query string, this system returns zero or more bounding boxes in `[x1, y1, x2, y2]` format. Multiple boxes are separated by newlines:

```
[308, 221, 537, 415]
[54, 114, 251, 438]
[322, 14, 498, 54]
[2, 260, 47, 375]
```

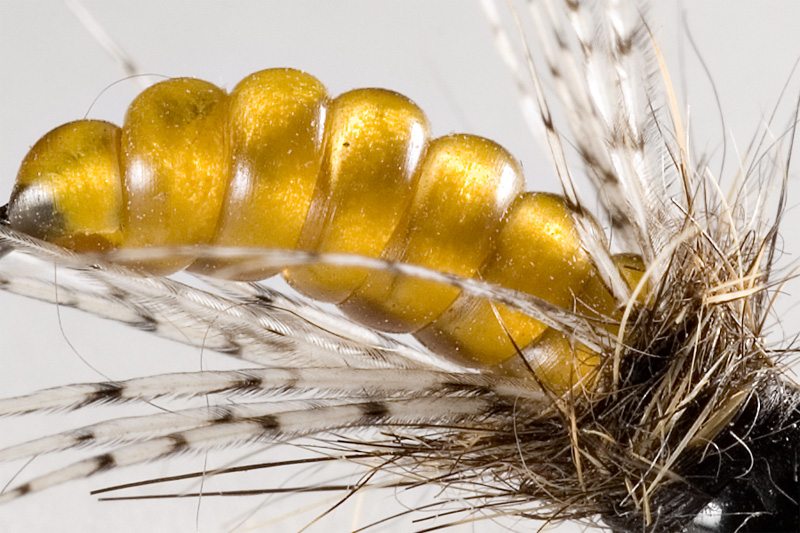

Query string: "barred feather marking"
[483, 0, 634, 304]
[0, 367, 543, 416]
[533, 0, 666, 262]
[0, 396, 495, 505]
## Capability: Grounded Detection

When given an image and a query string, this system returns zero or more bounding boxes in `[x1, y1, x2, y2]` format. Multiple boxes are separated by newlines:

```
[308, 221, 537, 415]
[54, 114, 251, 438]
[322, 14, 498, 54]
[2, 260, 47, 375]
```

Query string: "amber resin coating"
[7, 68, 645, 393]
[286, 88, 431, 302]
[199, 69, 329, 280]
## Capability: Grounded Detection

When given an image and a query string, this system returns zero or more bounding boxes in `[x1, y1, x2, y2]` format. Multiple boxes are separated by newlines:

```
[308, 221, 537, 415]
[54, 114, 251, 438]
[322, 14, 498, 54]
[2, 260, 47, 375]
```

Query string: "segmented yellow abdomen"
[7, 68, 644, 393]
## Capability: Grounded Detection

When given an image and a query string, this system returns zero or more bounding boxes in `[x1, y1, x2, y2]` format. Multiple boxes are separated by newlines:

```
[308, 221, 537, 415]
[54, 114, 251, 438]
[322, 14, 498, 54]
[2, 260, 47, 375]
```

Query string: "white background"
[1, 1, 800, 532]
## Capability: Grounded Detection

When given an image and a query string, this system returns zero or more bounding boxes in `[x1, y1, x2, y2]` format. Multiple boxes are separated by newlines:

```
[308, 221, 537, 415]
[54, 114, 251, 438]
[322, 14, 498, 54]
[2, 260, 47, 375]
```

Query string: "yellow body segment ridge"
[120, 77, 228, 272]
[286, 88, 430, 303]
[10, 120, 123, 252]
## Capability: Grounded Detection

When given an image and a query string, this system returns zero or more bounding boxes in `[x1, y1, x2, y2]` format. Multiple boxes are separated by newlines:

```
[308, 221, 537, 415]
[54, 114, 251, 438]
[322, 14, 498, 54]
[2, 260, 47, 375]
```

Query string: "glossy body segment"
[286, 89, 430, 303]
[196, 69, 329, 280]
[340, 134, 524, 332]
[120, 77, 228, 272]
[414, 193, 595, 367]
[9, 120, 122, 252]
[6, 69, 646, 395]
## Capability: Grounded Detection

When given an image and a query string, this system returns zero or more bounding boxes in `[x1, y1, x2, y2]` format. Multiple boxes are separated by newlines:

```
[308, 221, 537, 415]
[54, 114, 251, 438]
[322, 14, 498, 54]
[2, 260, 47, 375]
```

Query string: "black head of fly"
[604, 374, 800, 532]
[683, 375, 800, 533]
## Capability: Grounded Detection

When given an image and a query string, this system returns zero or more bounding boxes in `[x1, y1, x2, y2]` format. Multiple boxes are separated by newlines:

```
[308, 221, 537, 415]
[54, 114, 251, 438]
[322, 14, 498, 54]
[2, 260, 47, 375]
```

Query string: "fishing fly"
[1, 1, 799, 532]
